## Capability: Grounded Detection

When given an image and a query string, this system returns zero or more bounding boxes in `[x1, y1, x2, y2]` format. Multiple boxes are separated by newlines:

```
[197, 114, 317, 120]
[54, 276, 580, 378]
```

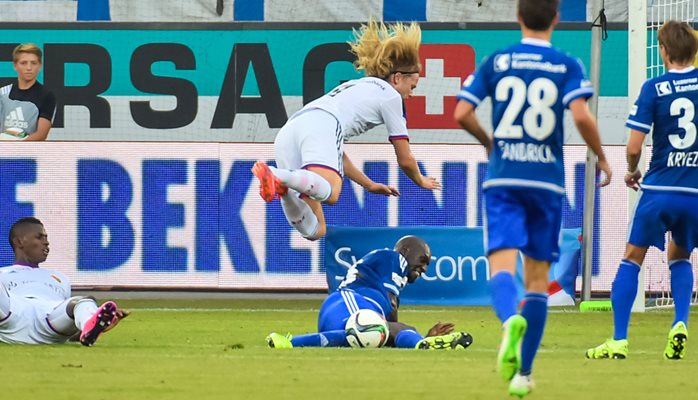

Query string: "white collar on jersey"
[521, 37, 552, 47]
[667, 66, 696, 74]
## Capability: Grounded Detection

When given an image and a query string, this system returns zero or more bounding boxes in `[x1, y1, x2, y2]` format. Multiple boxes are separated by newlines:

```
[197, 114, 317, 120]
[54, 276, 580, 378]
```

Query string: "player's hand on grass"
[419, 176, 442, 190]
[366, 182, 400, 196]
[596, 159, 612, 187]
[426, 322, 455, 337]
[624, 169, 642, 191]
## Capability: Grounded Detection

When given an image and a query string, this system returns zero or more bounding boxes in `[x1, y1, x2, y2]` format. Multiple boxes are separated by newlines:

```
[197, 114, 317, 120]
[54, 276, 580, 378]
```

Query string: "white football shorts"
[274, 108, 345, 177]
[0, 297, 76, 344]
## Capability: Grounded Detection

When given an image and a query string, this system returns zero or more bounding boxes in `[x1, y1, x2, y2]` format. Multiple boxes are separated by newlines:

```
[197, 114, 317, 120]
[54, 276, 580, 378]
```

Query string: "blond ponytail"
[350, 19, 422, 78]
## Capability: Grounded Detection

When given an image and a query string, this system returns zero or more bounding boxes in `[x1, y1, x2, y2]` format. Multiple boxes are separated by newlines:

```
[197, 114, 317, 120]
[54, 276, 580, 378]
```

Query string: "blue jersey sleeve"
[625, 79, 656, 133]
[457, 55, 492, 107]
[561, 57, 594, 107]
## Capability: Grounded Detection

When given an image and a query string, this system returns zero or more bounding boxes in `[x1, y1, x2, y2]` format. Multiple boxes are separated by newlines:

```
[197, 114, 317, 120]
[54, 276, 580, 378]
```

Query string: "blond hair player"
[252, 20, 441, 240]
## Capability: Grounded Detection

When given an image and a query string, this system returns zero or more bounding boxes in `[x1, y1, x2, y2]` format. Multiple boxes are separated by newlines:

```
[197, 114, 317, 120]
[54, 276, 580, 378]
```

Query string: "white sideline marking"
[131, 307, 579, 313]
[130, 307, 692, 314]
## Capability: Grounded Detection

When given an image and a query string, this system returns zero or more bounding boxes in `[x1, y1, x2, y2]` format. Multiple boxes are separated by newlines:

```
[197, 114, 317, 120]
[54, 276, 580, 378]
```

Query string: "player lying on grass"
[0, 217, 128, 346]
[266, 235, 473, 349]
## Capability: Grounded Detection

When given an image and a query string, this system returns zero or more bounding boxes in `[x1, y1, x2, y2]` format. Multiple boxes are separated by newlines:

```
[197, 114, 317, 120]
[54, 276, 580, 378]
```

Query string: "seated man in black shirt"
[0, 43, 56, 141]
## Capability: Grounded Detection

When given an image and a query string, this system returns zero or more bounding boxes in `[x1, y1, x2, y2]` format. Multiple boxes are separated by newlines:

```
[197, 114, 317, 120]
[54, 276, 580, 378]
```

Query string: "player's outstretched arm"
[342, 152, 400, 196]
[454, 100, 492, 155]
[569, 98, 612, 187]
[391, 139, 441, 190]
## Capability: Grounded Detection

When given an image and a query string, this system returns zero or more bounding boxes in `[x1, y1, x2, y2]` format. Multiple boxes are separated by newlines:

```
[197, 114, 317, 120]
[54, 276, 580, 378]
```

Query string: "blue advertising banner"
[325, 226, 582, 306]
[0, 141, 628, 292]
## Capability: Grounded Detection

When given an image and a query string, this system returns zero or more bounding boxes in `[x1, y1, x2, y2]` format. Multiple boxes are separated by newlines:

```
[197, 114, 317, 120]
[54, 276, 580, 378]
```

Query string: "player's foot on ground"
[585, 338, 628, 359]
[416, 331, 473, 350]
[508, 372, 535, 398]
[251, 161, 281, 202]
[79, 301, 119, 347]
[266, 332, 293, 349]
[497, 315, 527, 381]
[664, 321, 688, 360]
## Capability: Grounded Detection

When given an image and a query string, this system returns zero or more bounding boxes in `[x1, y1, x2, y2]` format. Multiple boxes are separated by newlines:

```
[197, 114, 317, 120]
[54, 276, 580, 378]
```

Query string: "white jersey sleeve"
[302, 77, 409, 140]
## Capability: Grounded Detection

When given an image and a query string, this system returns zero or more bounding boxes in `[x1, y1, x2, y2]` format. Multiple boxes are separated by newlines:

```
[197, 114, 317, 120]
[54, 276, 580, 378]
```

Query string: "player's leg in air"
[46, 296, 127, 346]
[488, 249, 526, 379]
[486, 188, 561, 397]
[252, 110, 343, 240]
[485, 189, 529, 382]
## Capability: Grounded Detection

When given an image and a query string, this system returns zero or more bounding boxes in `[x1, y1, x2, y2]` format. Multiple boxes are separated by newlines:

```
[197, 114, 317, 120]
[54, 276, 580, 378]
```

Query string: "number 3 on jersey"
[494, 76, 558, 141]
[669, 97, 697, 150]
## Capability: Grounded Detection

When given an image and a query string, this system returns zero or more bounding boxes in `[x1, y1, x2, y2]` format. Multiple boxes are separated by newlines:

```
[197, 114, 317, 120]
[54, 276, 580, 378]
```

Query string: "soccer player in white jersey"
[587, 21, 698, 361]
[251, 20, 441, 240]
[0, 217, 128, 346]
[454, 0, 611, 396]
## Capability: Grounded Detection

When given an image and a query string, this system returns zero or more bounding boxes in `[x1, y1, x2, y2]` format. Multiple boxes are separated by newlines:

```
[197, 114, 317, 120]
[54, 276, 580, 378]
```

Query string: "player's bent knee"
[324, 191, 341, 205]
[305, 224, 327, 241]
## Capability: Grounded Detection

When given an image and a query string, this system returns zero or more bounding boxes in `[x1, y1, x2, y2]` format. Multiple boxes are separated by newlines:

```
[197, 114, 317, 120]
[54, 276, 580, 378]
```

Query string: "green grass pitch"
[3, 298, 696, 400]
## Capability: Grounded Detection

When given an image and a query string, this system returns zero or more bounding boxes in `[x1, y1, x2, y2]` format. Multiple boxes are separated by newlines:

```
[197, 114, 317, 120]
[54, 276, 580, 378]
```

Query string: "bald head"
[394, 235, 431, 282]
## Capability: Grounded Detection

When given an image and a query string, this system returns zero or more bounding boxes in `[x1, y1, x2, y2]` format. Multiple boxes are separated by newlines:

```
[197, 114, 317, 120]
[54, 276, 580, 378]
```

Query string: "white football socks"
[73, 298, 99, 331]
[281, 189, 320, 239]
[270, 167, 332, 202]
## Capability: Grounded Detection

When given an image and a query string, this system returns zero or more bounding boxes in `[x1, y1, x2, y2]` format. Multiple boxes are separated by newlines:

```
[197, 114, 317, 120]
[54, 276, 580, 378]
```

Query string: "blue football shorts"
[317, 289, 384, 332]
[628, 189, 698, 251]
[483, 186, 563, 262]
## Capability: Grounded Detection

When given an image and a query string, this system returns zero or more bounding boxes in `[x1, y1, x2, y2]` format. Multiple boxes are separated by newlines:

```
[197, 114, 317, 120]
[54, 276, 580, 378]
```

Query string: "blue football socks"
[291, 330, 348, 347]
[519, 292, 548, 375]
[670, 259, 693, 327]
[489, 271, 518, 323]
[611, 259, 641, 340]
[394, 329, 424, 348]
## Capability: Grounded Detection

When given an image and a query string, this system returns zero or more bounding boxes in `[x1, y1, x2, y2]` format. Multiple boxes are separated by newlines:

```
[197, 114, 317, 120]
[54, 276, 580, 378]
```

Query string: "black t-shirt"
[0, 79, 56, 134]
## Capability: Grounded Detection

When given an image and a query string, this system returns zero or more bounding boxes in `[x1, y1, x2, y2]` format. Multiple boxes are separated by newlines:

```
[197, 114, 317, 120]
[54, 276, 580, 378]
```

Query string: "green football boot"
[585, 338, 628, 359]
[664, 321, 688, 360]
[416, 331, 473, 350]
[266, 332, 293, 349]
[497, 315, 527, 381]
